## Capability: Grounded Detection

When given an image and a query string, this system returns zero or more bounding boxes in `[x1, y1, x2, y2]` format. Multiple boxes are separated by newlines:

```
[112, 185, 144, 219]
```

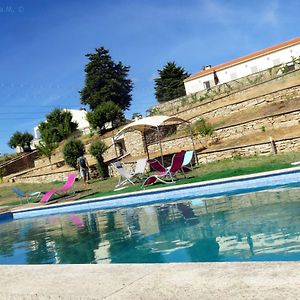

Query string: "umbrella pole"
[157, 127, 164, 166]
[143, 131, 150, 160]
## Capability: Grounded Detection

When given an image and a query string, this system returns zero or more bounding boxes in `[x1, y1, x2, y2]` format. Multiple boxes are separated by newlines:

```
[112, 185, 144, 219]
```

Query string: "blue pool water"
[1, 183, 300, 264]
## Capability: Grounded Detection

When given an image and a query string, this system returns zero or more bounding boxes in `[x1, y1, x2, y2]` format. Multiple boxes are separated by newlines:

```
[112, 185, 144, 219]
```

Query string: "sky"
[0, 0, 299, 154]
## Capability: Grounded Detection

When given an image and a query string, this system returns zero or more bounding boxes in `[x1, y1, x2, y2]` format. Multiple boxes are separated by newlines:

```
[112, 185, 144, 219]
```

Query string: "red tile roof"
[185, 37, 300, 82]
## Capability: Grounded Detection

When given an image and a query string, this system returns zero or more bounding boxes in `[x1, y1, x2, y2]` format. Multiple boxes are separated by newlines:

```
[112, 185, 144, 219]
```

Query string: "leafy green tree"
[154, 62, 190, 103]
[89, 140, 108, 178]
[38, 109, 78, 144]
[86, 101, 125, 133]
[80, 47, 133, 111]
[8, 131, 23, 150]
[131, 112, 142, 120]
[63, 139, 85, 168]
[35, 141, 57, 165]
[8, 131, 33, 152]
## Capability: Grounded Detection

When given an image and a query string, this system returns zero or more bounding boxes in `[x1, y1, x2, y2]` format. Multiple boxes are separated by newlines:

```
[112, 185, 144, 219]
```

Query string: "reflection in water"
[247, 232, 254, 256]
[1, 186, 300, 264]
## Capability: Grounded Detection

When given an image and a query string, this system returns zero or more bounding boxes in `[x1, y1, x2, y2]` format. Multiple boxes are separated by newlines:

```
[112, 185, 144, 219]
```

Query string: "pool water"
[1, 185, 300, 264]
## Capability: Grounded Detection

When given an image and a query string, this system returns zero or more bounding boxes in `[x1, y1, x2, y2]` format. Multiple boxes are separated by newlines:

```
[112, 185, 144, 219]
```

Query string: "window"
[203, 81, 211, 89]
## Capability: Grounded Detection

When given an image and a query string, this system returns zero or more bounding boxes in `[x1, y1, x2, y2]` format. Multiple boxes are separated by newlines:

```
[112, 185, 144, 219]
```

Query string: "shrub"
[35, 141, 58, 165]
[192, 118, 214, 137]
[63, 139, 85, 168]
[89, 140, 109, 178]
[38, 109, 78, 144]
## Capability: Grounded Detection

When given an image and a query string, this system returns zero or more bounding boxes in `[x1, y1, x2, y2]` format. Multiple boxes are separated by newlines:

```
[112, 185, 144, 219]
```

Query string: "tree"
[131, 112, 142, 120]
[35, 141, 57, 166]
[8, 131, 33, 152]
[89, 140, 109, 178]
[80, 47, 133, 111]
[38, 109, 78, 144]
[86, 101, 125, 133]
[63, 139, 85, 168]
[154, 62, 190, 103]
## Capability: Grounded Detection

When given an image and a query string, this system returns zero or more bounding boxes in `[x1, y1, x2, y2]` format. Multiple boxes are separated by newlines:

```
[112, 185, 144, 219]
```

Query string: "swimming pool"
[11, 168, 300, 219]
[1, 183, 300, 264]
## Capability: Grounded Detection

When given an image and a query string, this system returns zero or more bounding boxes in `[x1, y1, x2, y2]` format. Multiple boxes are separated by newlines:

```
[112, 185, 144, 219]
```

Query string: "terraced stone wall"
[197, 137, 300, 164]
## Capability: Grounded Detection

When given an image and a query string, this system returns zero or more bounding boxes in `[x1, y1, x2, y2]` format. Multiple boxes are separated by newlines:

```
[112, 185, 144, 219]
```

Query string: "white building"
[33, 108, 91, 140]
[184, 37, 300, 95]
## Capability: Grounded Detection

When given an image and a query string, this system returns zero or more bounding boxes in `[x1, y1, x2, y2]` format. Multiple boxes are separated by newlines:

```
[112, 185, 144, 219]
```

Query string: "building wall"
[66, 109, 90, 134]
[184, 44, 300, 94]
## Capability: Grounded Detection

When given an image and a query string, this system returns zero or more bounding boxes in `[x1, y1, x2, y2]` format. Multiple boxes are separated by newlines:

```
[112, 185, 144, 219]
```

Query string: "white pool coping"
[11, 166, 300, 219]
[1, 262, 300, 299]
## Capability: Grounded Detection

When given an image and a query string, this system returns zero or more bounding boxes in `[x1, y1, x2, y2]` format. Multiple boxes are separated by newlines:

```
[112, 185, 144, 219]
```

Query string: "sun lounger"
[40, 173, 77, 203]
[12, 187, 42, 204]
[112, 158, 148, 189]
[143, 150, 191, 186]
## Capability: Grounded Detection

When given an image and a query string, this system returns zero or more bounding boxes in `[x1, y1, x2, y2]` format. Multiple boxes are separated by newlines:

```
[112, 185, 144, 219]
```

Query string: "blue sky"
[0, 0, 299, 154]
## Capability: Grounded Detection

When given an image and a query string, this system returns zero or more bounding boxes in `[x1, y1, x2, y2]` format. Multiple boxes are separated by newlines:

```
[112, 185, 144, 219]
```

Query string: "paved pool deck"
[1, 262, 300, 299]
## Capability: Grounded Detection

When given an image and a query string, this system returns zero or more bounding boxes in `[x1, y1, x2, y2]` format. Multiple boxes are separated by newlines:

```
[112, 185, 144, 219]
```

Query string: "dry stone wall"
[196, 137, 300, 164]
[214, 111, 300, 141]
[147, 135, 198, 154]
[149, 66, 300, 117]
[175, 84, 300, 124]
[123, 131, 145, 157]
[13, 169, 75, 184]
[0, 151, 38, 177]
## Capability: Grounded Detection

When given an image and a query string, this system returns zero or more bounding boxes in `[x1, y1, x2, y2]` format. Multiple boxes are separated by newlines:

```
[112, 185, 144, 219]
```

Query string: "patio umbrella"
[114, 115, 197, 166]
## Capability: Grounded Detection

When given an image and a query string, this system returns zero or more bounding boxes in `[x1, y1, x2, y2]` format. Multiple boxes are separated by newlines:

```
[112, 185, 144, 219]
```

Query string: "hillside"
[3, 64, 300, 183]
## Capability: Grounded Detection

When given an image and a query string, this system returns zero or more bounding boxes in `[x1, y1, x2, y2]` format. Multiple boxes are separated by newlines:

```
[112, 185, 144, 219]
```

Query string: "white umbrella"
[114, 115, 196, 166]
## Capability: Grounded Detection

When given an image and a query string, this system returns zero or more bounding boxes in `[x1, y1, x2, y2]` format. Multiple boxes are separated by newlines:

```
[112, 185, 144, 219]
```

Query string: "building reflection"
[1, 187, 300, 264]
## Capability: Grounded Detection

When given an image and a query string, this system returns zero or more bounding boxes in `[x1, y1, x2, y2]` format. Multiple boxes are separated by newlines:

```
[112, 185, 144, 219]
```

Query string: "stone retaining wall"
[188, 85, 300, 123]
[214, 110, 300, 140]
[149, 66, 300, 117]
[34, 151, 64, 168]
[0, 151, 38, 177]
[14, 169, 75, 184]
[197, 137, 300, 164]
[148, 135, 198, 154]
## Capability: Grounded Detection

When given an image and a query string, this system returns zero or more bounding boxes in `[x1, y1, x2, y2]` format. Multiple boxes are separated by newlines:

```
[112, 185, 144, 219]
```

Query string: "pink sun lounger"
[40, 173, 77, 203]
[143, 150, 191, 186]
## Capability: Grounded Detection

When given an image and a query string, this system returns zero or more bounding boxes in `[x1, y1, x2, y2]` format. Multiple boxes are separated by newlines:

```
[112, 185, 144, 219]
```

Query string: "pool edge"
[11, 166, 300, 219]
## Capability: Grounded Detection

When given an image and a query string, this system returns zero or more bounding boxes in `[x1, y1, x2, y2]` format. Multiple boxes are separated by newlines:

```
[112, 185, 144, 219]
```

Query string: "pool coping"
[1, 262, 300, 299]
[9, 165, 300, 219]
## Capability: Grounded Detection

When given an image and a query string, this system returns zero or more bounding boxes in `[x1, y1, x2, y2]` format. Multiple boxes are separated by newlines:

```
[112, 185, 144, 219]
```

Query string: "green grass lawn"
[1, 152, 299, 207]
[82, 152, 299, 199]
